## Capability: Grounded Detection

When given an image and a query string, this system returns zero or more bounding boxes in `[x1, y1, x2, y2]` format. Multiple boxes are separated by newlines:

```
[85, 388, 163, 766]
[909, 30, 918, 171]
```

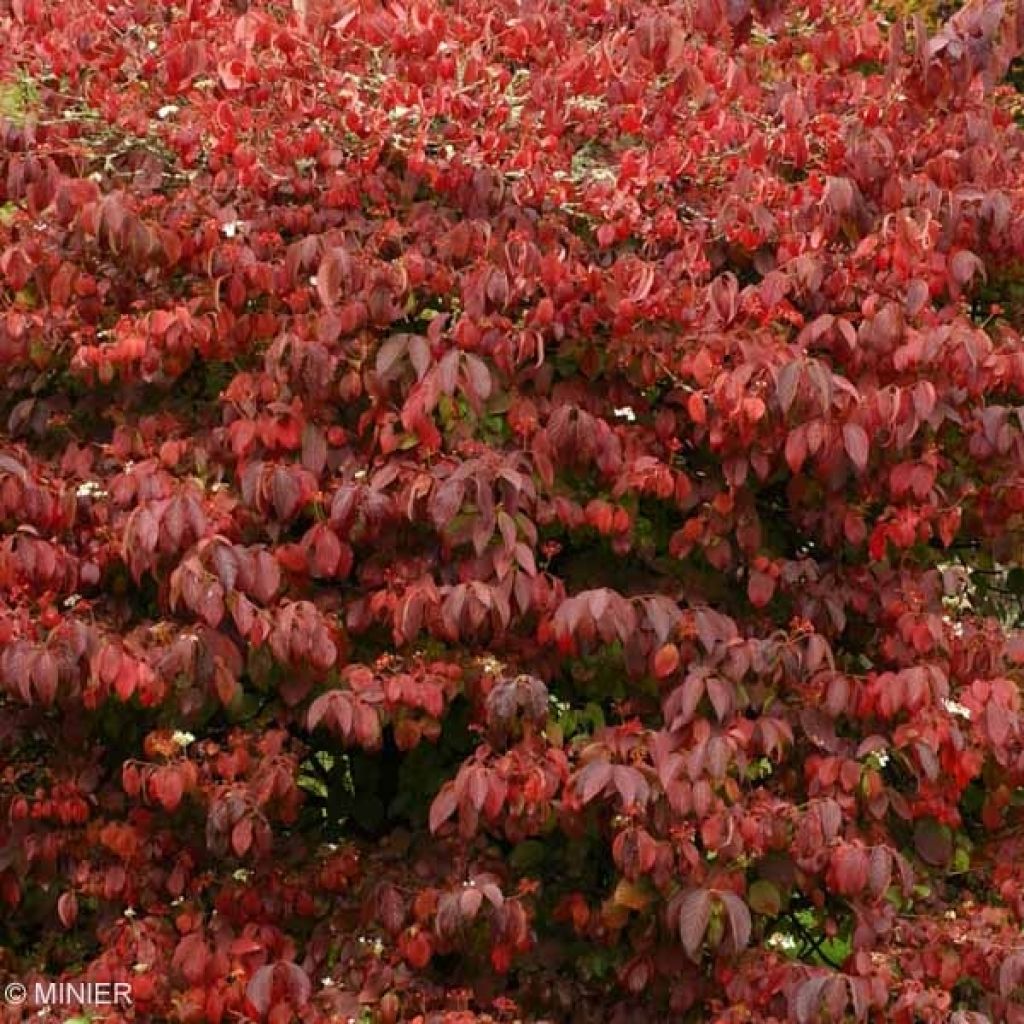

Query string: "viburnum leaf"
[429, 783, 458, 833]
[913, 819, 953, 867]
[842, 422, 870, 472]
[747, 880, 781, 916]
[677, 889, 712, 961]
[717, 891, 752, 952]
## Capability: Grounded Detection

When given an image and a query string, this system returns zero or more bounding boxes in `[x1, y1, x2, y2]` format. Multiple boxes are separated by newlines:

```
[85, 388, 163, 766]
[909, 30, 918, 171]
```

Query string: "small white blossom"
[942, 698, 972, 720]
[766, 932, 798, 953]
[157, 104, 179, 119]
[76, 480, 108, 498]
[613, 406, 636, 422]
[172, 730, 196, 748]
[221, 221, 239, 238]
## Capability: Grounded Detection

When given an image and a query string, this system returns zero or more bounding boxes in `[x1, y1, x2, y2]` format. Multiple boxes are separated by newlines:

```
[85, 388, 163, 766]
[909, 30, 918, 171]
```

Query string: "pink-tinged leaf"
[156, 770, 184, 812]
[949, 249, 984, 289]
[747, 569, 775, 608]
[306, 524, 342, 578]
[867, 846, 893, 897]
[270, 467, 301, 520]
[784, 428, 808, 474]
[429, 783, 458, 833]
[460, 885, 483, 920]
[677, 888, 712, 961]
[842, 422, 869, 472]
[775, 360, 801, 415]
[57, 890, 78, 928]
[793, 977, 829, 1024]
[377, 334, 409, 380]
[576, 761, 613, 805]
[246, 965, 274, 1014]
[613, 765, 650, 809]
[999, 953, 1024, 999]
[985, 701, 1011, 747]
[230, 937, 264, 956]
[817, 799, 842, 840]
[231, 817, 253, 857]
[706, 677, 733, 721]
[301, 423, 327, 475]
[376, 885, 405, 936]
[462, 353, 492, 401]
[316, 248, 354, 308]
[173, 933, 209, 985]
[114, 659, 138, 702]
[717, 890, 752, 951]
[905, 277, 929, 315]
[218, 58, 245, 91]
[251, 551, 281, 603]
[32, 650, 58, 706]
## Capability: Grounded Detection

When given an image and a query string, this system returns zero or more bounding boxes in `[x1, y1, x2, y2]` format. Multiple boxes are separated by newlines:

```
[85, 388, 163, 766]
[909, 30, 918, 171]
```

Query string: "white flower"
[76, 481, 107, 498]
[613, 406, 636, 421]
[942, 698, 972, 720]
[157, 105, 179, 119]
[172, 730, 195, 748]
[766, 932, 798, 952]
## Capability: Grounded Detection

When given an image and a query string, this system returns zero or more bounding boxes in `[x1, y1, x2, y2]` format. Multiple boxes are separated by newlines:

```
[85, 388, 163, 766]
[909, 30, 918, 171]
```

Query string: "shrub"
[3, 0, 1024, 1021]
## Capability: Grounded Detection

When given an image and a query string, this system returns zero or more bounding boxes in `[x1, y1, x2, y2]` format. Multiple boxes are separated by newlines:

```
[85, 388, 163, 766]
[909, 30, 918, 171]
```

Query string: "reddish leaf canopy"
[4, 0, 1024, 1021]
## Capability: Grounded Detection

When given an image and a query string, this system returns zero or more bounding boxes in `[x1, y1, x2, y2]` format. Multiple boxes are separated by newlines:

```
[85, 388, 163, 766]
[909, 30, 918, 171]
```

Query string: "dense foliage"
[5, 0, 1024, 1019]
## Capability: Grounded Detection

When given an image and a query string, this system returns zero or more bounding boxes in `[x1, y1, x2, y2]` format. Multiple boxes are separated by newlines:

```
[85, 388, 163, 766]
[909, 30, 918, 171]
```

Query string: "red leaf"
[577, 761, 613, 805]
[747, 569, 775, 608]
[717, 890, 752, 951]
[677, 888, 712, 961]
[246, 965, 274, 1015]
[784, 428, 808, 474]
[57, 891, 78, 928]
[652, 642, 681, 679]
[270, 467, 302, 520]
[842, 422, 870, 473]
[231, 817, 253, 857]
[154, 769, 184, 812]
[913, 819, 952, 867]
[429, 783, 458, 833]
[949, 249, 984, 289]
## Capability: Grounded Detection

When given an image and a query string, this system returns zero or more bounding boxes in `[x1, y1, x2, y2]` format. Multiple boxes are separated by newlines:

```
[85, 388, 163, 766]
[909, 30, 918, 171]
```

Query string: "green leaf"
[748, 879, 782, 916]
